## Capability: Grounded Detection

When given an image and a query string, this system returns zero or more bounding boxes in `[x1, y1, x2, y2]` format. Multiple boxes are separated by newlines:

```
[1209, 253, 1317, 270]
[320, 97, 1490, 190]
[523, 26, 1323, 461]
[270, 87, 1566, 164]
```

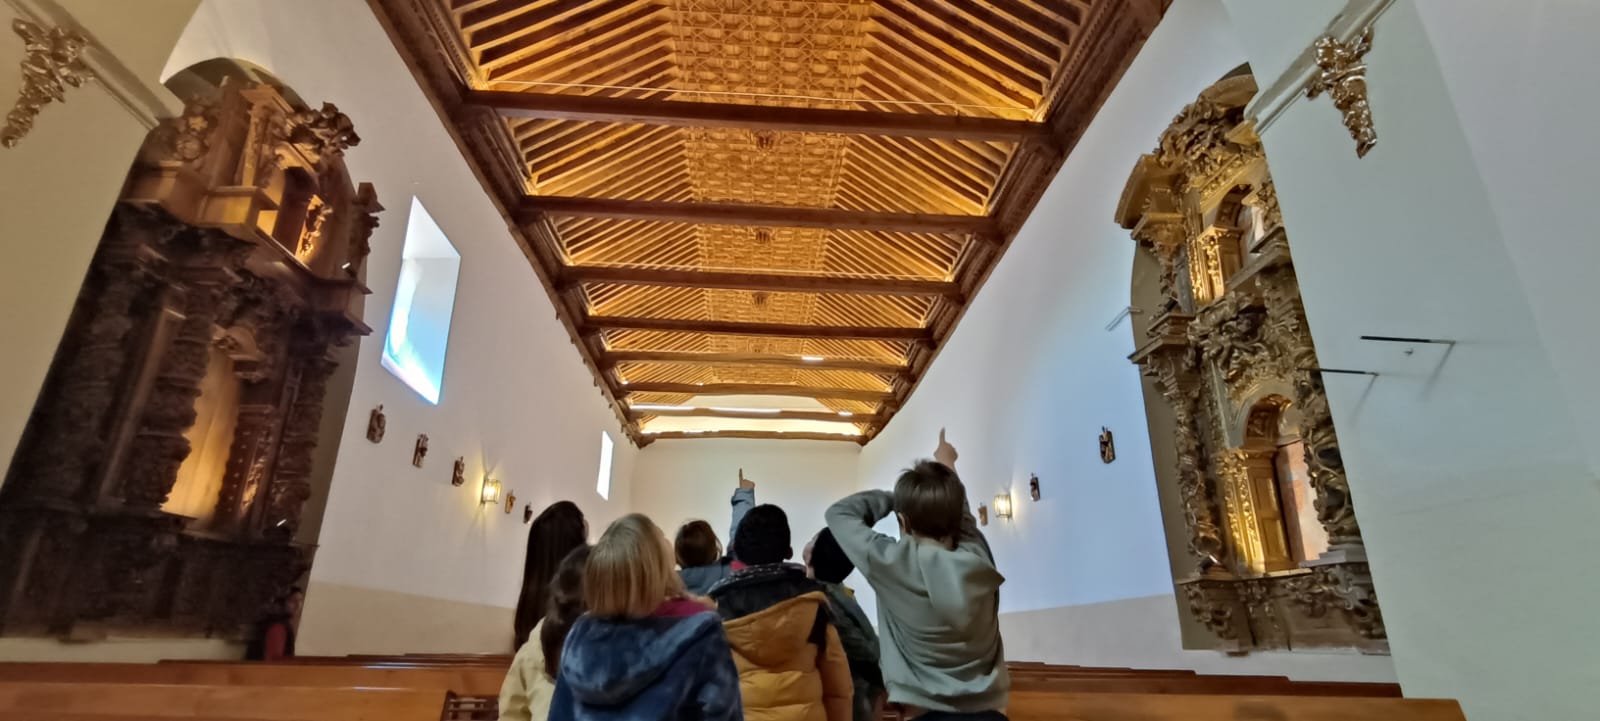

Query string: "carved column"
[1141, 339, 1225, 566]
[1259, 265, 1363, 550]
[261, 342, 338, 539]
[210, 403, 278, 533]
[120, 229, 248, 509]
[5, 210, 179, 503]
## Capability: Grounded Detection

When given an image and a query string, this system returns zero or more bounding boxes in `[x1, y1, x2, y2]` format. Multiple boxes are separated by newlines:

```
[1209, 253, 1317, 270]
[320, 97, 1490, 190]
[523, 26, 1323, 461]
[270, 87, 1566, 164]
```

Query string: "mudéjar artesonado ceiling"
[369, 0, 1171, 445]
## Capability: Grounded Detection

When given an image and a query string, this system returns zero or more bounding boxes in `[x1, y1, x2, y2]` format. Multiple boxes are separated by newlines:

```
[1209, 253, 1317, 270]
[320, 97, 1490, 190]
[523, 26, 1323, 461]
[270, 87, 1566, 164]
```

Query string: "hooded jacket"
[824, 490, 1008, 713]
[680, 487, 756, 595]
[548, 606, 742, 721]
[709, 564, 852, 721]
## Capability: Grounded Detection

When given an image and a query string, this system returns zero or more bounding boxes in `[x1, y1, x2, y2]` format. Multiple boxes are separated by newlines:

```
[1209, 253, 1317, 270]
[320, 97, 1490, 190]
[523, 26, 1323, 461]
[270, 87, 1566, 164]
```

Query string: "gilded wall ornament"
[366, 405, 386, 443]
[1306, 26, 1377, 157]
[2, 19, 91, 148]
[1120, 73, 1381, 652]
[977, 504, 988, 526]
[504, 490, 516, 515]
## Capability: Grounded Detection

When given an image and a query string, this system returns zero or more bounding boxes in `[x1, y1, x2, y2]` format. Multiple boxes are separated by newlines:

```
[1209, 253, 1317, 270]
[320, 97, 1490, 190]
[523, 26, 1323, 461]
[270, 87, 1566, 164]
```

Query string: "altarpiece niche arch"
[0, 61, 380, 640]
[1116, 71, 1384, 653]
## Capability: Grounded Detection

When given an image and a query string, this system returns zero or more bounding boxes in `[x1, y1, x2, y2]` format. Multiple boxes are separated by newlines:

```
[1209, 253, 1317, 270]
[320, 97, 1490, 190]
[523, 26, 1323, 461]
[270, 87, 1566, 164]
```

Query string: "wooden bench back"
[0, 663, 504, 698]
[0, 682, 446, 721]
[1004, 691, 1464, 720]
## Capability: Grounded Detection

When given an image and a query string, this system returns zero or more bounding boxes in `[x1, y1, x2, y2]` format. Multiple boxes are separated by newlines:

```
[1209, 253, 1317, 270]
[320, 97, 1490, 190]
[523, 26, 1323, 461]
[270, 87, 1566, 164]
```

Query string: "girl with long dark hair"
[512, 501, 588, 649]
[499, 545, 591, 721]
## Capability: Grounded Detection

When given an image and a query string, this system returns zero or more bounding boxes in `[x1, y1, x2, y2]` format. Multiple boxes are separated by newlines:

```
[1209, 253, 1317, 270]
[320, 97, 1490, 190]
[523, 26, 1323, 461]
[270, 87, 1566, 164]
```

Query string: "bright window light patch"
[381, 198, 461, 404]
[596, 431, 616, 500]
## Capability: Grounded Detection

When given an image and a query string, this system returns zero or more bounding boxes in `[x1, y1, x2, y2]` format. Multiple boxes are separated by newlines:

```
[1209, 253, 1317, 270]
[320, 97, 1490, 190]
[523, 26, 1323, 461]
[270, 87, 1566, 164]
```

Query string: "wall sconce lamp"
[992, 493, 1014, 520]
[480, 477, 502, 506]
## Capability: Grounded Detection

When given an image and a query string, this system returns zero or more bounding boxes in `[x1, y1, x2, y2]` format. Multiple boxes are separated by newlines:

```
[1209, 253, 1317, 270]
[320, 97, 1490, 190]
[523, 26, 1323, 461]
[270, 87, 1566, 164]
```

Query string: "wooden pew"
[1004, 690, 1465, 720]
[0, 682, 446, 721]
[0, 662, 506, 697]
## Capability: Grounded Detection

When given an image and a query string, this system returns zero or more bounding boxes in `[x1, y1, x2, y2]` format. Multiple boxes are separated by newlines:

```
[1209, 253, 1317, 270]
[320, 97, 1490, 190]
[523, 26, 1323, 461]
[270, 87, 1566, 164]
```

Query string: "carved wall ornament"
[1028, 474, 1041, 501]
[450, 456, 465, 486]
[288, 102, 359, 160]
[504, 490, 517, 515]
[0, 78, 375, 641]
[1119, 73, 1381, 654]
[412, 434, 428, 468]
[2, 19, 91, 148]
[1305, 26, 1377, 158]
[523, 504, 534, 523]
[1098, 427, 1115, 464]
[367, 405, 386, 443]
[977, 504, 988, 526]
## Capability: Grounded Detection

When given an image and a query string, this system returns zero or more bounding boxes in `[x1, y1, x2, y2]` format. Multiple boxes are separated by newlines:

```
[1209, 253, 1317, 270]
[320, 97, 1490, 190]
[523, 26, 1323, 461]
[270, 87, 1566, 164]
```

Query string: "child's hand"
[934, 428, 958, 468]
[738, 468, 755, 490]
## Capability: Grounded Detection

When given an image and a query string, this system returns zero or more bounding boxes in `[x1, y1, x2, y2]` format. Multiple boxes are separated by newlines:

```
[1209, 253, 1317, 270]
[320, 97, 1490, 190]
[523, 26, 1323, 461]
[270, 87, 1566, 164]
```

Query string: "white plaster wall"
[630, 438, 861, 564]
[1223, 2, 1600, 717]
[164, 0, 638, 650]
[855, 0, 1394, 683]
[1412, 0, 1600, 478]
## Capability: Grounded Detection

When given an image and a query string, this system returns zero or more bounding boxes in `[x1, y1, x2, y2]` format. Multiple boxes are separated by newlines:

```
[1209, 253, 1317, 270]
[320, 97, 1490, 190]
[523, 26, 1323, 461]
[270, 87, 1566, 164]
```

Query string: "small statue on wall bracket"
[450, 457, 465, 486]
[505, 490, 517, 515]
[977, 504, 988, 526]
[523, 504, 534, 523]
[366, 405, 386, 443]
[1029, 474, 1041, 502]
[412, 434, 428, 468]
[1099, 427, 1116, 464]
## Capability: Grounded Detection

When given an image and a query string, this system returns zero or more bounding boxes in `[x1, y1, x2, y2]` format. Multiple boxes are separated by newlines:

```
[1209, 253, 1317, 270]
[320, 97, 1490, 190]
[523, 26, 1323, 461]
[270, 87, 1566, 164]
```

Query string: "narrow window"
[381, 198, 460, 404]
[595, 431, 616, 500]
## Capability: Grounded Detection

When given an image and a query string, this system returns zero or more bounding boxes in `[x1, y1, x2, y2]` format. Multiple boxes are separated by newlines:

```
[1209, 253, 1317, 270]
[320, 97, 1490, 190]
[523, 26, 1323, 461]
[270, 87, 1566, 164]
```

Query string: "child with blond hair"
[548, 514, 743, 721]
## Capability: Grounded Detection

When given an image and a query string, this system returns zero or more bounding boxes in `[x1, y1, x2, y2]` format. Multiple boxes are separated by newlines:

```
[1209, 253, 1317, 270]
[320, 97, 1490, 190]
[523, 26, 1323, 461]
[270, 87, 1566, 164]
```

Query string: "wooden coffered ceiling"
[370, 0, 1169, 446]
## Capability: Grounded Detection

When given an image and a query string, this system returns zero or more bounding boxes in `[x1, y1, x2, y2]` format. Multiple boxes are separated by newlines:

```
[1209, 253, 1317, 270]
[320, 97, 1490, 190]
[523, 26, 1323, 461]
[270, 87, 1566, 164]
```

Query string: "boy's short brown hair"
[674, 519, 722, 568]
[894, 460, 967, 540]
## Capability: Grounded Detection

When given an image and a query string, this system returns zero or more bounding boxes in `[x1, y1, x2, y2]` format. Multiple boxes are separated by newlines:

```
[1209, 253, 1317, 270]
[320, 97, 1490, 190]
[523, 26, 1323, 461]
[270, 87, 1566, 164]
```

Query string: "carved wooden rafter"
[368, 0, 1171, 444]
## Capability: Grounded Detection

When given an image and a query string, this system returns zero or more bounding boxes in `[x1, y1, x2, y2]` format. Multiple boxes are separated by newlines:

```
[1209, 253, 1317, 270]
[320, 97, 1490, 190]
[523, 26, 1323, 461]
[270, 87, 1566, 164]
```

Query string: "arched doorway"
[1118, 71, 1383, 653]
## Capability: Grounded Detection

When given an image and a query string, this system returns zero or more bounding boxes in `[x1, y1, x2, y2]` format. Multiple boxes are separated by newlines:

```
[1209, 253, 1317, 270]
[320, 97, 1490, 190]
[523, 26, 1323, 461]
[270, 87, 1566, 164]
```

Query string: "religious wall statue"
[0, 74, 379, 641]
[367, 405, 386, 443]
[1116, 71, 1383, 653]
[412, 434, 428, 468]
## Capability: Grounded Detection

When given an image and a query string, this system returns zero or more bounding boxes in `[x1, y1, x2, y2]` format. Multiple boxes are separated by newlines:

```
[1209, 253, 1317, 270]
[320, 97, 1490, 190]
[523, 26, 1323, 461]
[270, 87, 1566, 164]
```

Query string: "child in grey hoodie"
[824, 430, 1008, 718]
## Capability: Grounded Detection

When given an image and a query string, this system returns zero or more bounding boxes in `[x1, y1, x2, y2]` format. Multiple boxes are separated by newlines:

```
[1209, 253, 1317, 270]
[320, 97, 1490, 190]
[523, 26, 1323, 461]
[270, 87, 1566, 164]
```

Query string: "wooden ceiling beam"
[641, 430, 866, 443]
[585, 315, 933, 342]
[468, 89, 1050, 143]
[622, 383, 891, 403]
[627, 407, 883, 424]
[522, 196, 999, 237]
[604, 350, 907, 375]
[563, 265, 961, 299]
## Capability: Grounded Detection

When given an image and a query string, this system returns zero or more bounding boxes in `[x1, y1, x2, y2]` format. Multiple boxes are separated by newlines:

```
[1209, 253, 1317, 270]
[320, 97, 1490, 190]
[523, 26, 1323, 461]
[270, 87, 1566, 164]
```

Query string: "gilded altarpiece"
[0, 81, 379, 640]
[1116, 75, 1384, 653]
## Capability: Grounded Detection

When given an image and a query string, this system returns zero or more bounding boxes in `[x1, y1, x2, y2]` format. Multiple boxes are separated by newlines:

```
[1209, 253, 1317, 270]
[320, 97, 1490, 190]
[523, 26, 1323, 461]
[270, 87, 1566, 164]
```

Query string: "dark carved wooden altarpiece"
[0, 80, 380, 640]
[1116, 74, 1385, 654]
